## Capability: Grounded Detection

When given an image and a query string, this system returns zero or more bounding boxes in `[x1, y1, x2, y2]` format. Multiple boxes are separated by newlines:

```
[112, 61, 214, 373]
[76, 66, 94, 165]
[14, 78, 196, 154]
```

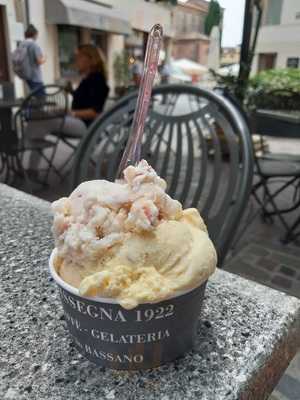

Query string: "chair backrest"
[15, 84, 68, 145]
[0, 81, 15, 101]
[71, 84, 254, 265]
[20, 84, 68, 122]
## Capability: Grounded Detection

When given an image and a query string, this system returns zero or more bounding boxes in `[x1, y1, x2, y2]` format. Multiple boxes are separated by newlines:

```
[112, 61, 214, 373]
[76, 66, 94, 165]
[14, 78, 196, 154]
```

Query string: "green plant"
[113, 50, 131, 88]
[248, 69, 300, 110]
[214, 68, 300, 111]
[205, 0, 221, 36]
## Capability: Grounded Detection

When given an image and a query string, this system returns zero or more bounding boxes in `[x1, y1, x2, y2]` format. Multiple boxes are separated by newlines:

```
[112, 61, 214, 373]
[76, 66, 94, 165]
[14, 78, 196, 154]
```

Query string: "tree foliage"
[204, 0, 221, 36]
[248, 68, 300, 110]
[113, 50, 131, 88]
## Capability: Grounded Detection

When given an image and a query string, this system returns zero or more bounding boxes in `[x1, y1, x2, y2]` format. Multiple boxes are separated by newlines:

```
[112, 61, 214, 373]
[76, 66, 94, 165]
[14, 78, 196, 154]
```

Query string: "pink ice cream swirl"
[52, 160, 182, 265]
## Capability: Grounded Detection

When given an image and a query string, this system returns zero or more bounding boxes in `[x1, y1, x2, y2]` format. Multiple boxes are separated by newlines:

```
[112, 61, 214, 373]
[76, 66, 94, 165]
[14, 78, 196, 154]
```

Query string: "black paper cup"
[49, 250, 207, 370]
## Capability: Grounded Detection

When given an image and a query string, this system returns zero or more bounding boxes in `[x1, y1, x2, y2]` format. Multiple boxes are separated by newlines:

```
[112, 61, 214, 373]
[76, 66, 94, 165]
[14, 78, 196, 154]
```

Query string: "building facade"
[172, 0, 210, 65]
[0, 0, 26, 96]
[0, 0, 173, 96]
[105, 0, 174, 62]
[221, 46, 241, 67]
[252, 0, 300, 72]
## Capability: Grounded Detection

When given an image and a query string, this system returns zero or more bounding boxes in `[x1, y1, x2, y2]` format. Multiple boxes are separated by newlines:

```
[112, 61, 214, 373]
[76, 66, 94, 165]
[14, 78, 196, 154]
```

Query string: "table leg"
[0, 108, 13, 133]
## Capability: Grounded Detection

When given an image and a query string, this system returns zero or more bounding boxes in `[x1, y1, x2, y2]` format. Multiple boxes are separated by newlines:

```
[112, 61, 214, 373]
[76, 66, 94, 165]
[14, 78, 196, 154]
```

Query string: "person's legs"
[26, 80, 45, 96]
[54, 116, 88, 172]
[61, 116, 88, 137]
[25, 116, 87, 170]
[25, 118, 62, 170]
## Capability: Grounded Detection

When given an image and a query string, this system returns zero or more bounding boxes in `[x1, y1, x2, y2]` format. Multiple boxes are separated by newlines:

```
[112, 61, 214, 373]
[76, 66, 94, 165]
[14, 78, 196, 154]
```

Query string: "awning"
[45, 0, 132, 36]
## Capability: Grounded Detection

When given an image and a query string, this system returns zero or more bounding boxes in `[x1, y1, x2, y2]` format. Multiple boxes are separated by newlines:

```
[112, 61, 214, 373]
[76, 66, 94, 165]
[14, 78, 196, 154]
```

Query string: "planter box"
[252, 109, 300, 139]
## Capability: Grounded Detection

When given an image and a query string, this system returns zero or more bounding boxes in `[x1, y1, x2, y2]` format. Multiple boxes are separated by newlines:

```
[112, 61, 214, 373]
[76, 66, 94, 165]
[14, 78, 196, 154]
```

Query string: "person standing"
[131, 56, 143, 87]
[12, 24, 46, 94]
[160, 61, 171, 84]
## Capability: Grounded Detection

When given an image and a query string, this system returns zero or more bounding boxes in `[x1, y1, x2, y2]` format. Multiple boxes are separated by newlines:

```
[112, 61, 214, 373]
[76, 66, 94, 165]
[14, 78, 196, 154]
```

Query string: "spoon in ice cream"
[117, 24, 163, 178]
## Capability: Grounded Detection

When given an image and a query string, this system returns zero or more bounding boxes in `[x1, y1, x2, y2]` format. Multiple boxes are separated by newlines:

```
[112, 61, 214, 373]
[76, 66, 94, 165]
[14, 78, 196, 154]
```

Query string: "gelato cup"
[50, 250, 207, 370]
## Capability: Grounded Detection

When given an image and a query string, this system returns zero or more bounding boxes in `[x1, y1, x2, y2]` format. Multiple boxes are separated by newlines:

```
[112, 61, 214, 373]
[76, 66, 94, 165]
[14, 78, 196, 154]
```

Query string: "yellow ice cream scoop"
[52, 161, 217, 309]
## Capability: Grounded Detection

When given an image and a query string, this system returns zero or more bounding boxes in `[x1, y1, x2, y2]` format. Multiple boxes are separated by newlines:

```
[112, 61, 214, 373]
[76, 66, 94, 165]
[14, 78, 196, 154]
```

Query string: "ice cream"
[51, 160, 217, 309]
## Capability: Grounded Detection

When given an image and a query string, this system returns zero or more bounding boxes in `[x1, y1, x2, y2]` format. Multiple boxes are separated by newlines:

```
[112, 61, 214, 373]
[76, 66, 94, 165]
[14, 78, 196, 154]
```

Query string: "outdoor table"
[255, 109, 300, 139]
[1, 184, 300, 400]
[0, 98, 23, 133]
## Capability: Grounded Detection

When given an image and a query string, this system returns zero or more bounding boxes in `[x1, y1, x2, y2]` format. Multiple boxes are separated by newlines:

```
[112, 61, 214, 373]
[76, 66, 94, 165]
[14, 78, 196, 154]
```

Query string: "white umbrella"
[217, 63, 240, 77]
[207, 26, 220, 71]
[172, 58, 207, 75]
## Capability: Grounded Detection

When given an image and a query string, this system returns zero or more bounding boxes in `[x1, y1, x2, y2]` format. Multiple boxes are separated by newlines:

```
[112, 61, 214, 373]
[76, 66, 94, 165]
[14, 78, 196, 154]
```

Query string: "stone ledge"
[1, 183, 300, 400]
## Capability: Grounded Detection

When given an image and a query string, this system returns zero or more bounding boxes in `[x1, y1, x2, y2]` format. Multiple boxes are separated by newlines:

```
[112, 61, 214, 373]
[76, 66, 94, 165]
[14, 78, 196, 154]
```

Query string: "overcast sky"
[217, 0, 246, 47]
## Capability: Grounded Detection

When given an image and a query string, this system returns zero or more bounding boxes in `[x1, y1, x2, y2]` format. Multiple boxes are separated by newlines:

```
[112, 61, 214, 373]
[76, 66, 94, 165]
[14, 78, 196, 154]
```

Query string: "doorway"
[258, 53, 277, 72]
[0, 6, 9, 81]
[91, 31, 108, 59]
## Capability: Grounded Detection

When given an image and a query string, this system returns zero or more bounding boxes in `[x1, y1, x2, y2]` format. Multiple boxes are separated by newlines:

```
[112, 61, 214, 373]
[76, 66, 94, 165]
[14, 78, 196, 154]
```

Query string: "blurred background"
[3, 0, 298, 97]
[1, 2, 300, 399]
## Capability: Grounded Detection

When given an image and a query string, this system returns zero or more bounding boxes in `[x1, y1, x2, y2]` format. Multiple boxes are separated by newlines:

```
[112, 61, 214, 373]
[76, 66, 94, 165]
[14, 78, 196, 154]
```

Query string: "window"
[91, 31, 108, 57]
[286, 58, 299, 68]
[199, 14, 205, 34]
[192, 15, 199, 31]
[264, 0, 283, 25]
[183, 13, 188, 33]
[175, 11, 186, 34]
[58, 26, 80, 78]
[258, 53, 277, 72]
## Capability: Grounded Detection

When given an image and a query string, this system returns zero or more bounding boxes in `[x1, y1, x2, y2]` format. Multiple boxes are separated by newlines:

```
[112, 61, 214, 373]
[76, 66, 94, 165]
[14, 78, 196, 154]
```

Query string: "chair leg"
[261, 177, 299, 216]
[14, 153, 33, 194]
[39, 150, 64, 182]
[252, 180, 274, 223]
[2, 154, 10, 183]
[229, 198, 262, 256]
[252, 177, 291, 231]
[57, 149, 76, 180]
[282, 215, 300, 244]
[262, 180, 290, 232]
[57, 138, 80, 181]
[62, 138, 78, 150]
[0, 153, 6, 175]
[6, 155, 14, 184]
[42, 137, 62, 183]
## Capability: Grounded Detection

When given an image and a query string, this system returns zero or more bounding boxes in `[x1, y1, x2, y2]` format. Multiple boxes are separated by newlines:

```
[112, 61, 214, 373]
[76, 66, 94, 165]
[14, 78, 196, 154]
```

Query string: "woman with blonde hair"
[70, 44, 109, 125]
[25, 44, 109, 174]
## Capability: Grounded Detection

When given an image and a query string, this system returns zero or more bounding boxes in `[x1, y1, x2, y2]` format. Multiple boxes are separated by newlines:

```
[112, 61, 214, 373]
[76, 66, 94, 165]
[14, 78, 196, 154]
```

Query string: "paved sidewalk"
[225, 217, 300, 400]
[3, 137, 300, 399]
[224, 137, 300, 400]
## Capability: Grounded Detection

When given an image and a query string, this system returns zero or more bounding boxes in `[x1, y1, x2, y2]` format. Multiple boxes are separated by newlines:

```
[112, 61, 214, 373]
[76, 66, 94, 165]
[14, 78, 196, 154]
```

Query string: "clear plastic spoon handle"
[117, 24, 163, 177]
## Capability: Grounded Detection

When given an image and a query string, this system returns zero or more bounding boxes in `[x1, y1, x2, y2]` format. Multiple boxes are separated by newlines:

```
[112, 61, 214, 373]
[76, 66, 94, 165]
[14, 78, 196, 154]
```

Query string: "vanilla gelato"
[52, 160, 217, 309]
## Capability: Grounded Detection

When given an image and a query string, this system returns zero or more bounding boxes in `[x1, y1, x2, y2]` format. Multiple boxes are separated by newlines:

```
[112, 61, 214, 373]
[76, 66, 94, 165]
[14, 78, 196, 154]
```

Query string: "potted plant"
[113, 50, 131, 98]
[248, 69, 300, 137]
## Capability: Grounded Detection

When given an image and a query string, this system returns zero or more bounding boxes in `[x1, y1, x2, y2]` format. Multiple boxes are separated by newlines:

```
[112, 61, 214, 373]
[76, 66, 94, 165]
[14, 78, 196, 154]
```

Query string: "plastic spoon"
[117, 24, 163, 177]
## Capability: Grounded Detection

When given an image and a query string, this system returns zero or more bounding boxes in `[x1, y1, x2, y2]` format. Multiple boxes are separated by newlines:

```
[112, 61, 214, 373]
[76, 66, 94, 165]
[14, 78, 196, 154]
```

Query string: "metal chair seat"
[218, 87, 300, 244]
[16, 84, 69, 185]
[51, 130, 80, 139]
[262, 153, 300, 163]
[257, 159, 300, 177]
[70, 84, 254, 265]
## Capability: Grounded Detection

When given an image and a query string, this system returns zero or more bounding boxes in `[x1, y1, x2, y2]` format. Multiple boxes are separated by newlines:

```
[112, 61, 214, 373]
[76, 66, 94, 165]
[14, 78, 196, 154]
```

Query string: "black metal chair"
[17, 84, 69, 184]
[220, 87, 300, 243]
[0, 116, 55, 189]
[251, 135, 300, 243]
[70, 85, 254, 265]
[0, 86, 59, 187]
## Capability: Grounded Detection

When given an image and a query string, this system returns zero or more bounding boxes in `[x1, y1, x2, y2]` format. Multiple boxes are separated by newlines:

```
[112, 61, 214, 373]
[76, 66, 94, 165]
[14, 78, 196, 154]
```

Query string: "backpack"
[12, 42, 33, 80]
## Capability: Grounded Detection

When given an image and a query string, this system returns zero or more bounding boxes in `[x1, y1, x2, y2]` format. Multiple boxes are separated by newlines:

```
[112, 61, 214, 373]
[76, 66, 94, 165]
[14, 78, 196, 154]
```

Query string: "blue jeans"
[26, 80, 45, 96]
